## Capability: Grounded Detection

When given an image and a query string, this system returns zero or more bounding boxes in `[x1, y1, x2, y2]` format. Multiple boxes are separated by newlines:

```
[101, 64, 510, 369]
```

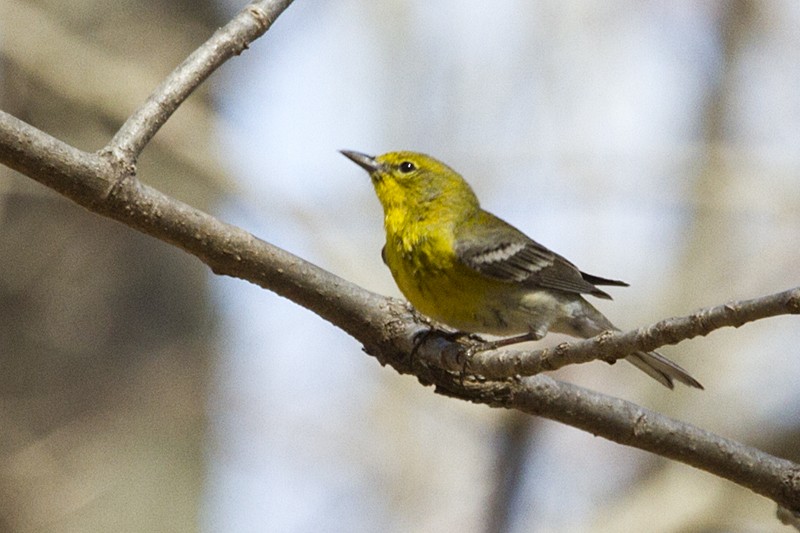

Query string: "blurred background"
[0, 1, 799, 531]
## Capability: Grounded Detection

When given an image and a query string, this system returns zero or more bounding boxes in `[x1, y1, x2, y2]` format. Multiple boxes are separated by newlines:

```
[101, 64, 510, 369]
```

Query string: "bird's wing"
[454, 211, 625, 299]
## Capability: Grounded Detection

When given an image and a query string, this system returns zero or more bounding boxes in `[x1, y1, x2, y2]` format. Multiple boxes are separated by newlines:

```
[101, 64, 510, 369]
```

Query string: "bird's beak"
[340, 150, 382, 173]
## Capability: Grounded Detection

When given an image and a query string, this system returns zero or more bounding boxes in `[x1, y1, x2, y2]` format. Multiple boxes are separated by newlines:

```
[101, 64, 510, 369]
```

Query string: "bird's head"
[340, 150, 479, 216]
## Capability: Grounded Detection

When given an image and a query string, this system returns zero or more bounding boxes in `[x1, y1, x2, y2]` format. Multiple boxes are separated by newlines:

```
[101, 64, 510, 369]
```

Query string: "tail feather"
[580, 271, 630, 288]
[566, 297, 703, 389]
[626, 351, 704, 390]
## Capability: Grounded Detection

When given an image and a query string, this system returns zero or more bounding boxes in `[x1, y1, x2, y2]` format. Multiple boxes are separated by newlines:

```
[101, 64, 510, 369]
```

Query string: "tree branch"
[106, 0, 294, 162]
[422, 288, 800, 379]
[0, 0, 798, 517]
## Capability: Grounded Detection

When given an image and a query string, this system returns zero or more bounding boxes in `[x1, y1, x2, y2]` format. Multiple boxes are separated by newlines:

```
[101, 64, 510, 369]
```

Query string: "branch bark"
[423, 288, 800, 379]
[0, 0, 798, 518]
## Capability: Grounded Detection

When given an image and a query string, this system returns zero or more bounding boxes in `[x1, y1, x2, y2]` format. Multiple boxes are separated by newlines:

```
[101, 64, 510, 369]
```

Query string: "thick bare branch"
[106, 0, 294, 162]
[0, 109, 384, 346]
[423, 288, 800, 379]
[0, 112, 115, 200]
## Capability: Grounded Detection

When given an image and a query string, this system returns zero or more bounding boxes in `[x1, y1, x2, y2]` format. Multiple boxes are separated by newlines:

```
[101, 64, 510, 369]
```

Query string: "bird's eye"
[398, 161, 416, 173]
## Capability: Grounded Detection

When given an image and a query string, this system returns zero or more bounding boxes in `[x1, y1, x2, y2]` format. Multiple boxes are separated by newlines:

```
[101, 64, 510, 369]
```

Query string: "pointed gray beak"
[340, 150, 382, 173]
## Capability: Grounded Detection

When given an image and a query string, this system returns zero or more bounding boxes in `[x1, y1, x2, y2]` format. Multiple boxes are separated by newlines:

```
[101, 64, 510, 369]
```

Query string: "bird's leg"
[480, 332, 539, 350]
[452, 329, 544, 381]
[471, 327, 545, 353]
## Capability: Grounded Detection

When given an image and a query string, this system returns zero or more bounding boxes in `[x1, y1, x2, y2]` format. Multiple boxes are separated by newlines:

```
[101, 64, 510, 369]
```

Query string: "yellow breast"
[382, 213, 513, 333]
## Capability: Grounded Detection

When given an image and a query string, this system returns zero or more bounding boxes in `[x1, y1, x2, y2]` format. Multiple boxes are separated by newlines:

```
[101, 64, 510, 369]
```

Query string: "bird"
[341, 149, 702, 389]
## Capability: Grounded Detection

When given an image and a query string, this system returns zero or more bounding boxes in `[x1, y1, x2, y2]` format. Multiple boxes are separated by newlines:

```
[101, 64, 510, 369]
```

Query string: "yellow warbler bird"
[341, 150, 702, 389]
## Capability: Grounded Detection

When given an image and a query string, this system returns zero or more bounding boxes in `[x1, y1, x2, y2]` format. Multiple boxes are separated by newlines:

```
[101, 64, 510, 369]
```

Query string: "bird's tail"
[568, 298, 703, 389]
[626, 351, 703, 389]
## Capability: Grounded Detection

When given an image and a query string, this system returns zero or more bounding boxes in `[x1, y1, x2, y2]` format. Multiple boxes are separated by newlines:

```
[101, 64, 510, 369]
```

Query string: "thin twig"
[422, 288, 800, 379]
[105, 0, 294, 162]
